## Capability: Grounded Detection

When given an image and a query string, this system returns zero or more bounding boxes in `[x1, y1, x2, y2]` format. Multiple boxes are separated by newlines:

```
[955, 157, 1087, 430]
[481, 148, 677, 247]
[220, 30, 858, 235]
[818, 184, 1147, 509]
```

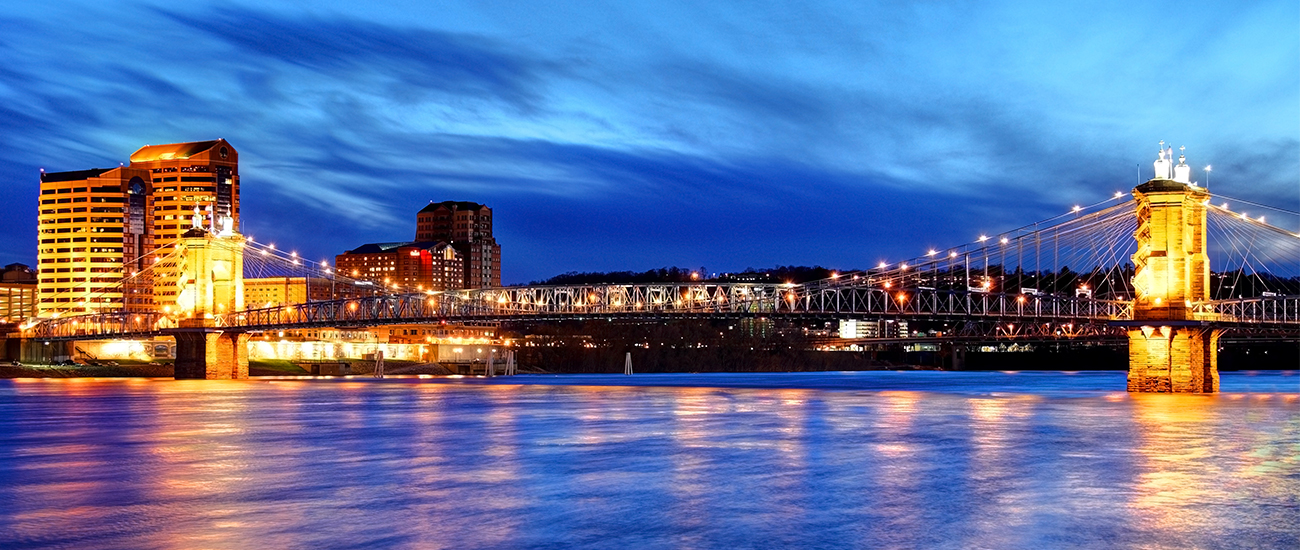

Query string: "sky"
[0, 1, 1296, 284]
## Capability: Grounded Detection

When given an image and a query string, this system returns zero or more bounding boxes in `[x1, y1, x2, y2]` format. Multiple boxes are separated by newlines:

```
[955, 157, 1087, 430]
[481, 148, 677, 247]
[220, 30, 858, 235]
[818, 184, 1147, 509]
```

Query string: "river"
[1, 371, 1297, 549]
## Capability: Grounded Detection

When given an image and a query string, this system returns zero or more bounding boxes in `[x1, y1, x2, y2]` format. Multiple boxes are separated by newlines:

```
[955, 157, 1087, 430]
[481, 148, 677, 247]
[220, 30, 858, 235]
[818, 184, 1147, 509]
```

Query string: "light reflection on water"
[0, 372, 1295, 549]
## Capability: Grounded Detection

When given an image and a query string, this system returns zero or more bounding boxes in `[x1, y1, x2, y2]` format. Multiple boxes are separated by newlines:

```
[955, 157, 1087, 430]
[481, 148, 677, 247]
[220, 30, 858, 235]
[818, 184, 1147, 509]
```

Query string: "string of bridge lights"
[864, 191, 1133, 275]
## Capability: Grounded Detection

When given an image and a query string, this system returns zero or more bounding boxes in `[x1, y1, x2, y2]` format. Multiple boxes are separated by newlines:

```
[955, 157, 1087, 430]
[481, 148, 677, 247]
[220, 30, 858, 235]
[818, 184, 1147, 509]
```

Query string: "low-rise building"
[335, 241, 464, 292]
[0, 263, 38, 323]
[243, 276, 337, 309]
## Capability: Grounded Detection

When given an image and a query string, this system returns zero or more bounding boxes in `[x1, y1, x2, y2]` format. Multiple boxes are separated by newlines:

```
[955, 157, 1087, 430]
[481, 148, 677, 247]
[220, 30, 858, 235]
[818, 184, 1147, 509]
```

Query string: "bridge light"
[978, 235, 988, 242]
[1072, 205, 1082, 213]
[1017, 295, 1026, 303]
[261, 249, 269, 256]
[949, 251, 957, 258]
[927, 249, 937, 256]
[268, 244, 275, 250]
[831, 272, 839, 278]
[878, 262, 887, 269]
[884, 281, 892, 289]
[896, 292, 907, 301]
[1000, 237, 1009, 244]
[1114, 191, 1124, 198]
[900, 264, 908, 270]
[291, 251, 297, 258]
[1153, 297, 1162, 305]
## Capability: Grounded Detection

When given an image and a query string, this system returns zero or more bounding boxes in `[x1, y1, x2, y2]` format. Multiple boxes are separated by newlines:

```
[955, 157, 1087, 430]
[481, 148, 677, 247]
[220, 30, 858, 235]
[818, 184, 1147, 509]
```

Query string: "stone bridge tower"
[169, 210, 250, 379]
[1127, 144, 1219, 393]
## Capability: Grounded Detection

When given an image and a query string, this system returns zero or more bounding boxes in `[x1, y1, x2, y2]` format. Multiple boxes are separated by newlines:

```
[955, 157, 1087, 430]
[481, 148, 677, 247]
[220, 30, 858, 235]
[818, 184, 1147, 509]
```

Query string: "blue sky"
[1, 1, 1296, 283]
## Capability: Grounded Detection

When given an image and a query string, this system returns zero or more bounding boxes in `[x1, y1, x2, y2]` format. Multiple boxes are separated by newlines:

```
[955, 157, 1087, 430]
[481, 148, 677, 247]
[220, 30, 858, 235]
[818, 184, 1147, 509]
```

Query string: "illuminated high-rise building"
[36, 166, 154, 316]
[127, 139, 240, 311]
[35, 139, 239, 316]
[415, 201, 501, 288]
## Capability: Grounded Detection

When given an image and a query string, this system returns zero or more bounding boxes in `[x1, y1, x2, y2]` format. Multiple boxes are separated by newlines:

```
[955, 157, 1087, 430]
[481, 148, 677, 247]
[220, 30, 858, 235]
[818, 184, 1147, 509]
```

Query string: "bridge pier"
[1125, 147, 1221, 393]
[170, 320, 249, 380]
[1126, 325, 1219, 393]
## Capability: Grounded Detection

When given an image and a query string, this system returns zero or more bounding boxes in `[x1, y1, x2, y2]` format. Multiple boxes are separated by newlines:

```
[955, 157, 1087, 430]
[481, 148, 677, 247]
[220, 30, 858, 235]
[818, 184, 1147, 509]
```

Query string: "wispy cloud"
[0, 1, 1294, 282]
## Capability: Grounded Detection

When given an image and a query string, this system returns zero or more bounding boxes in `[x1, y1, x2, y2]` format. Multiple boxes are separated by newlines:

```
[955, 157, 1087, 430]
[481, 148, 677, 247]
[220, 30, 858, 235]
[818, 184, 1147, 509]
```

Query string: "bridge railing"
[1194, 296, 1300, 325]
[21, 284, 1150, 340]
[27, 312, 175, 340]
[778, 287, 1133, 320]
[233, 283, 791, 328]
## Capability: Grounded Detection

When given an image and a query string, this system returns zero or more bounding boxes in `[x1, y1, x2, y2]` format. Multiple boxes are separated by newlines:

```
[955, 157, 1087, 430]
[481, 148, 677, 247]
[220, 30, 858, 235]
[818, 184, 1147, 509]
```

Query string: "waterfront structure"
[0, 263, 38, 323]
[36, 166, 154, 316]
[415, 201, 501, 288]
[1125, 145, 1219, 392]
[838, 319, 908, 338]
[335, 241, 464, 292]
[171, 217, 248, 379]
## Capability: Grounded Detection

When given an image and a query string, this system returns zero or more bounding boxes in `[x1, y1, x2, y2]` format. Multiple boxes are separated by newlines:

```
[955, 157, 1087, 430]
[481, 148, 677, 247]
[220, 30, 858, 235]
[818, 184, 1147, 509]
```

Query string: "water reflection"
[0, 373, 1296, 549]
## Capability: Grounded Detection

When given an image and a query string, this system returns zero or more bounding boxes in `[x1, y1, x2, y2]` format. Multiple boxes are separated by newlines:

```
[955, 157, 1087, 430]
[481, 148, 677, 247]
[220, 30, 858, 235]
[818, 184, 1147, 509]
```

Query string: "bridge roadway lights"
[168, 318, 249, 380]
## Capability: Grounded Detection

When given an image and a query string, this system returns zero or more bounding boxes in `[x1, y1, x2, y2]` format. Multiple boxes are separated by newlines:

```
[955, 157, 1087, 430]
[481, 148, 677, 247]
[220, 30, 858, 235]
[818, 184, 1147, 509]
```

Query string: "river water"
[0, 371, 1296, 549]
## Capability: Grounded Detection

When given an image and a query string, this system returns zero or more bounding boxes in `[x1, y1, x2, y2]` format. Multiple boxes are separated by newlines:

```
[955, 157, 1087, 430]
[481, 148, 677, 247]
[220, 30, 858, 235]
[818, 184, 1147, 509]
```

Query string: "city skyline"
[0, 1, 1296, 284]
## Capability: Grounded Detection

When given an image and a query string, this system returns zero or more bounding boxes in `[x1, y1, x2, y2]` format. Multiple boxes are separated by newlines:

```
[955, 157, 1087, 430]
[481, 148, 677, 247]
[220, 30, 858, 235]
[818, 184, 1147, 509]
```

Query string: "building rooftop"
[1, 263, 37, 284]
[342, 241, 454, 255]
[418, 200, 487, 213]
[129, 140, 226, 163]
[40, 168, 113, 183]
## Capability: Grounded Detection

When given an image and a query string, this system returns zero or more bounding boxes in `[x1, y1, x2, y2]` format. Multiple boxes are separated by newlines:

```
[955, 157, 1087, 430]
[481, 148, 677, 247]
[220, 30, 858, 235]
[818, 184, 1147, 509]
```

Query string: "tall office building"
[415, 201, 501, 288]
[36, 166, 154, 315]
[127, 140, 240, 312]
[35, 139, 239, 316]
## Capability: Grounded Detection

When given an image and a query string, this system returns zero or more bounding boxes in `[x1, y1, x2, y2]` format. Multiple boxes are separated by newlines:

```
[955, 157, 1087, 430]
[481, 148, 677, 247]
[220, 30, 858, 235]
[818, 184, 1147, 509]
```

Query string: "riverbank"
[0, 359, 479, 378]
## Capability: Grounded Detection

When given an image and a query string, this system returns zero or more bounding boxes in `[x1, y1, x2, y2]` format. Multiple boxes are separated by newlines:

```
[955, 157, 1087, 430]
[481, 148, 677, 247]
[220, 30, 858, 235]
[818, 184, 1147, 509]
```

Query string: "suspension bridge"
[19, 148, 1300, 391]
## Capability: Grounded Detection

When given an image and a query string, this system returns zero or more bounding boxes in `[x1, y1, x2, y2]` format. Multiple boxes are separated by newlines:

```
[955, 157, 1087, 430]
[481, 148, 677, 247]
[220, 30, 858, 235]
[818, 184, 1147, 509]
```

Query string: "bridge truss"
[23, 190, 1300, 342]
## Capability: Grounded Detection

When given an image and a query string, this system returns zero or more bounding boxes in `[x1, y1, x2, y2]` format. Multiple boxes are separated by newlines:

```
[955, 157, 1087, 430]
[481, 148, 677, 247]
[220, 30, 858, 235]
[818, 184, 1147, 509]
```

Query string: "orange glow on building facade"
[127, 140, 240, 312]
[36, 140, 238, 316]
[36, 166, 155, 315]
